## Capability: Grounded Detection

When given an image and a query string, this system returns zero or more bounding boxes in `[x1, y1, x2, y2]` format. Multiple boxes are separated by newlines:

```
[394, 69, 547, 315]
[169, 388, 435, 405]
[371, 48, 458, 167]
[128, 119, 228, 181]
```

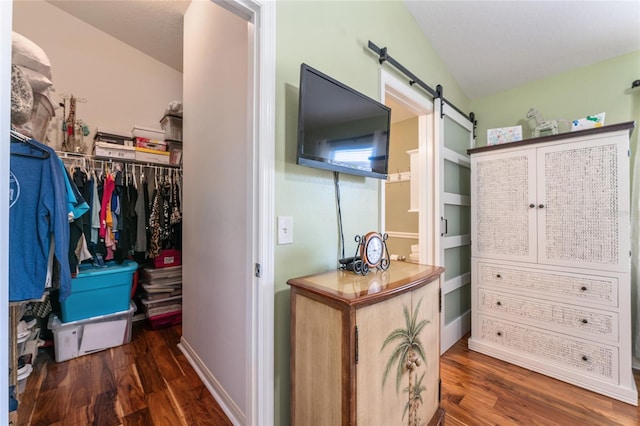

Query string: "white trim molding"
[252, 0, 276, 424]
[386, 231, 419, 240]
[0, 2, 12, 424]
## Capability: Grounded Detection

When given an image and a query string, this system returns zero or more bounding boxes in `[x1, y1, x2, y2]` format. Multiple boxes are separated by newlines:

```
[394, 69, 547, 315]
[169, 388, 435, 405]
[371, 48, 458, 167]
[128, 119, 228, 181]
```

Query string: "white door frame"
[1, 2, 12, 424]
[211, 1, 275, 424]
[378, 70, 436, 265]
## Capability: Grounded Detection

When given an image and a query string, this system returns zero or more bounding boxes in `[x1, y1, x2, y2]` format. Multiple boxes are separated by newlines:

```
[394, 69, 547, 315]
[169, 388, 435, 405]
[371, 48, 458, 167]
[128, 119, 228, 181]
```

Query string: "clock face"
[364, 233, 383, 265]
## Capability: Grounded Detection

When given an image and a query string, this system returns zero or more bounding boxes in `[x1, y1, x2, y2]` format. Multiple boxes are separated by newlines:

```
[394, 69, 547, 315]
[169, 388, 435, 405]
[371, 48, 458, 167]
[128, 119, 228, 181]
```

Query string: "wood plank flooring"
[441, 334, 640, 426]
[16, 322, 231, 426]
[17, 325, 640, 425]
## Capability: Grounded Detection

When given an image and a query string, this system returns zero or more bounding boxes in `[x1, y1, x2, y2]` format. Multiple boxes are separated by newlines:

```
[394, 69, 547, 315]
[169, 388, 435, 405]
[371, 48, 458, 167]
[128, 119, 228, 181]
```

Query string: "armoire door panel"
[537, 137, 630, 271]
[471, 149, 537, 263]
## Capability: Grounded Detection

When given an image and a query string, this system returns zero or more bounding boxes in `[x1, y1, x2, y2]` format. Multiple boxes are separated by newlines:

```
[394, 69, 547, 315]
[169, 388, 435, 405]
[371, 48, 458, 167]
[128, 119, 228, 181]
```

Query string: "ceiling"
[46, 0, 190, 73]
[406, 1, 640, 99]
[46, 0, 640, 101]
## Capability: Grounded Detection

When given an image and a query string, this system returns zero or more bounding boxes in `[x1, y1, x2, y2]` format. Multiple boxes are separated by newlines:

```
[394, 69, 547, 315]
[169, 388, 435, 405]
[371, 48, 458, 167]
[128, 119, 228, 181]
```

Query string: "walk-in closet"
[4, 1, 267, 424]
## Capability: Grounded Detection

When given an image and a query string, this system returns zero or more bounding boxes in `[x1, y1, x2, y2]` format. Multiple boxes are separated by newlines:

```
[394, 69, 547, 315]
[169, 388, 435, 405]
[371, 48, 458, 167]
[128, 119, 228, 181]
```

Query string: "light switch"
[278, 216, 293, 245]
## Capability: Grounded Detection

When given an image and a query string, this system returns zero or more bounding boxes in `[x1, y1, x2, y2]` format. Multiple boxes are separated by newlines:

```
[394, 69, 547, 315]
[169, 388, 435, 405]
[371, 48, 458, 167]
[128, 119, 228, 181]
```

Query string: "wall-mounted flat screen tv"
[296, 63, 391, 180]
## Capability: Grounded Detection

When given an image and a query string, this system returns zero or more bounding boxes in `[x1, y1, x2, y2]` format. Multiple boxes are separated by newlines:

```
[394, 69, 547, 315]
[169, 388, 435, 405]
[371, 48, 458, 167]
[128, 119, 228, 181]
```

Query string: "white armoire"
[468, 121, 638, 405]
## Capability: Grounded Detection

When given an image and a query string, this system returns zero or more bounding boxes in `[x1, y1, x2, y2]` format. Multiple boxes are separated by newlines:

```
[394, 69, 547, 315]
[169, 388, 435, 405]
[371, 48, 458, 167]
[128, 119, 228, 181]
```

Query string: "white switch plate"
[278, 216, 293, 245]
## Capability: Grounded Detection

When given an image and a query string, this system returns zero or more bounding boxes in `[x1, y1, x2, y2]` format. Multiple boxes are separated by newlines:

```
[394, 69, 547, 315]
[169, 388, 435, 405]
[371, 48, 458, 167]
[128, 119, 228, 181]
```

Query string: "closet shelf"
[56, 150, 182, 169]
[386, 171, 411, 183]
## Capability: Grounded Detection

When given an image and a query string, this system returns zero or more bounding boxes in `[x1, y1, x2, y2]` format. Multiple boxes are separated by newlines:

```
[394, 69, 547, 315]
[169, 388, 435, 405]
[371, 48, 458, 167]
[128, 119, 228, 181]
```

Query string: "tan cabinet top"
[287, 261, 444, 307]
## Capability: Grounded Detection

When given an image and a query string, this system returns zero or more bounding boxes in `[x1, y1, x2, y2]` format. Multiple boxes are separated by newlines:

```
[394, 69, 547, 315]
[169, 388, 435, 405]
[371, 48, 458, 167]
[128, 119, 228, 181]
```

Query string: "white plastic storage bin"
[160, 114, 182, 141]
[49, 301, 135, 362]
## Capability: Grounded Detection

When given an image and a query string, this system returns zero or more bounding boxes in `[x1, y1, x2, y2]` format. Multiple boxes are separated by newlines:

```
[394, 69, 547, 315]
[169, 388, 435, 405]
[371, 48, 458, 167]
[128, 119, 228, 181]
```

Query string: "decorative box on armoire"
[288, 261, 445, 425]
[468, 121, 638, 405]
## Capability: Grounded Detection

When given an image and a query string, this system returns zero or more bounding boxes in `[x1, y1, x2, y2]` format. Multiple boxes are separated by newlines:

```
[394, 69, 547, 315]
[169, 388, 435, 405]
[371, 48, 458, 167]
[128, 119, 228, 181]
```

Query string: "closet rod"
[367, 40, 475, 125]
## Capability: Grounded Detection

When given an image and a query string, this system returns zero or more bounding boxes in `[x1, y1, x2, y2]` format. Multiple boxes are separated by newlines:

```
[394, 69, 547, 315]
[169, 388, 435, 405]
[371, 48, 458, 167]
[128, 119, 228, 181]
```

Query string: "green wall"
[469, 51, 640, 148]
[274, 1, 469, 424]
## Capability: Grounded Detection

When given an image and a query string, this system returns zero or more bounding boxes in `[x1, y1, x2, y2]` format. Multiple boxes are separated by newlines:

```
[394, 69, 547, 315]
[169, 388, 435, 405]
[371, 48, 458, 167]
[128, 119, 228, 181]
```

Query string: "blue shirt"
[9, 139, 72, 301]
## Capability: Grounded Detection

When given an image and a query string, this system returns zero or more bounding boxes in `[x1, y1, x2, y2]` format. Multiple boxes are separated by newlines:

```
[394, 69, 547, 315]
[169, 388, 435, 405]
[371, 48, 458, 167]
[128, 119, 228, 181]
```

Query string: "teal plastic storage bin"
[61, 260, 138, 323]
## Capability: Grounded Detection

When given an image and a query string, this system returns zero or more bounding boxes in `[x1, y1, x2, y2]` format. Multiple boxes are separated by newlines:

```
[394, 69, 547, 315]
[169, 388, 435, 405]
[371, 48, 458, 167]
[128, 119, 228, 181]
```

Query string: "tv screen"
[296, 64, 391, 180]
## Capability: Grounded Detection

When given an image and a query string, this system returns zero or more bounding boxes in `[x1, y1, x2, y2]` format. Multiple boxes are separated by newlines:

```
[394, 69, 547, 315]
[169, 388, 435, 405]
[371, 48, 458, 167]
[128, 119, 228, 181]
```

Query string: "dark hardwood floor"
[441, 334, 640, 426]
[16, 322, 231, 426]
[17, 324, 640, 425]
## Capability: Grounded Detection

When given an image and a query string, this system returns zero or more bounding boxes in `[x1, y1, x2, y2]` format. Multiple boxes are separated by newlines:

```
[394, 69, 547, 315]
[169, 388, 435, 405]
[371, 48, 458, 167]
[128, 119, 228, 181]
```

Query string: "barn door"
[434, 101, 474, 354]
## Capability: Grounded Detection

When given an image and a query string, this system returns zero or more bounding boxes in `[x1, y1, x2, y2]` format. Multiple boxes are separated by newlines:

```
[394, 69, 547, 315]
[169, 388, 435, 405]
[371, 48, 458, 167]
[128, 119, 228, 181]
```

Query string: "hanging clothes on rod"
[57, 152, 182, 264]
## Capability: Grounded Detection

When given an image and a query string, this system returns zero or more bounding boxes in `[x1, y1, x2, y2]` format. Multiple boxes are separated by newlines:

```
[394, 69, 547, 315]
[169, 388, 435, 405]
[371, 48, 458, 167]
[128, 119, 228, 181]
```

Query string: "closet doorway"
[380, 70, 436, 274]
[380, 69, 473, 355]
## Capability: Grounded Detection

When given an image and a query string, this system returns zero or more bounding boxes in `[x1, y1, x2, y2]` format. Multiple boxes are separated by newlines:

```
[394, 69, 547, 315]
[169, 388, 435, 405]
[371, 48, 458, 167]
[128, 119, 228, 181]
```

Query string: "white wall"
[182, 1, 249, 421]
[12, 1, 182, 149]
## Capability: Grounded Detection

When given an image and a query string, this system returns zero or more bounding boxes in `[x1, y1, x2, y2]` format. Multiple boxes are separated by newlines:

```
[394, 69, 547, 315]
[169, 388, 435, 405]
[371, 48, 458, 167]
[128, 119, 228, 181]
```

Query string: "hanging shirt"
[90, 173, 101, 244]
[134, 179, 148, 252]
[9, 139, 72, 301]
[99, 174, 115, 239]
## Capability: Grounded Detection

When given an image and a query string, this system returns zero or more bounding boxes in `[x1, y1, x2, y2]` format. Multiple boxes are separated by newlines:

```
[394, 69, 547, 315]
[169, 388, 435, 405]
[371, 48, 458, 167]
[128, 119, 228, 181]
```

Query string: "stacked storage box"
[51, 260, 138, 361]
[160, 114, 182, 166]
[140, 264, 182, 329]
[50, 302, 136, 362]
[132, 125, 170, 165]
[93, 128, 135, 161]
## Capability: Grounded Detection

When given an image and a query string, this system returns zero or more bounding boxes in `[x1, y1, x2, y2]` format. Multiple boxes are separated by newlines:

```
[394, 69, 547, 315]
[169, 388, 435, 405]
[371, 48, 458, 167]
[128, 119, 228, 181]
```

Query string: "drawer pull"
[580, 286, 588, 291]
[496, 301, 502, 306]
[581, 319, 588, 324]
[497, 331, 502, 337]
[582, 355, 589, 362]
[496, 274, 501, 278]
[529, 203, 535, 208]
[538, 204, 545, 209]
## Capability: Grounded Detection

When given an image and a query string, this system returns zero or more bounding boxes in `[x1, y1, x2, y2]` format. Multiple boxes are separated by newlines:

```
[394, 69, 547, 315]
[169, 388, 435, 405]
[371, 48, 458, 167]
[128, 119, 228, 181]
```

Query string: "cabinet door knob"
[580, 286, 588, 291]
[582, 355, 589, 362]
[538, 204, 545, 209]
[497, 331, 502, 337]
[496, 274, 501, 278]
[496, 301, 502, 306]
[529, 203, 535, 208]
[581, 319, 588, 324]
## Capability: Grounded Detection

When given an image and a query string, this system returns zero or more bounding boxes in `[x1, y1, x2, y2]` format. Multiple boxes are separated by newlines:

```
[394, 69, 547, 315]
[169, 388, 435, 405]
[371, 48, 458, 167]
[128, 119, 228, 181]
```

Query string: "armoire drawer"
[477, 263, 617, 308]
[478, 315, 617, 382]
[478, 288, 618, 342]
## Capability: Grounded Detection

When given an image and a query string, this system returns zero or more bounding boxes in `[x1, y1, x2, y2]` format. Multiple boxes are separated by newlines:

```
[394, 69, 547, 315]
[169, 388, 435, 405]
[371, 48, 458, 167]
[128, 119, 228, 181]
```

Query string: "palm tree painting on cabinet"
[381, 298, 429, 426]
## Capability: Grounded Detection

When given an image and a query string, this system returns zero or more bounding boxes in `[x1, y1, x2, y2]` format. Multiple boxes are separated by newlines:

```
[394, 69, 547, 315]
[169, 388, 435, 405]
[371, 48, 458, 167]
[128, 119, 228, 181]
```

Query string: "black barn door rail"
[368, 40, 477, 136]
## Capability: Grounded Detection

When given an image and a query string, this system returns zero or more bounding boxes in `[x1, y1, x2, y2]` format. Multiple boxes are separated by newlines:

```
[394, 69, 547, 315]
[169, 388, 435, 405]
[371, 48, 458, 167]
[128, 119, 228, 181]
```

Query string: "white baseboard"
[178, 337, 244, 425]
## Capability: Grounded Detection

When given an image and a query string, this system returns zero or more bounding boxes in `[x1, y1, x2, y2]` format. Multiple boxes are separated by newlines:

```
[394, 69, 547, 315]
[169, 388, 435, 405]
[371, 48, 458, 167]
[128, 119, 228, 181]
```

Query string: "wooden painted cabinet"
[288, 261, 444, 425]
[468, 122, 638, 405]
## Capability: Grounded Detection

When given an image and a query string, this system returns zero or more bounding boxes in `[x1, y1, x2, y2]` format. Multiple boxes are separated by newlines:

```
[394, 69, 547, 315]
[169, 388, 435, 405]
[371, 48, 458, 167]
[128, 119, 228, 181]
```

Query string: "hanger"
[10, 129, 50, 159]
[132, 164, 138, 189]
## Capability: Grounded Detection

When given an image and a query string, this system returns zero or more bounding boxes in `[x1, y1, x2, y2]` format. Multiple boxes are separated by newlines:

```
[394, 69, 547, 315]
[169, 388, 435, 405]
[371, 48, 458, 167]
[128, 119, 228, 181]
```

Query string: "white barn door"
[435, 102, 474, 354]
